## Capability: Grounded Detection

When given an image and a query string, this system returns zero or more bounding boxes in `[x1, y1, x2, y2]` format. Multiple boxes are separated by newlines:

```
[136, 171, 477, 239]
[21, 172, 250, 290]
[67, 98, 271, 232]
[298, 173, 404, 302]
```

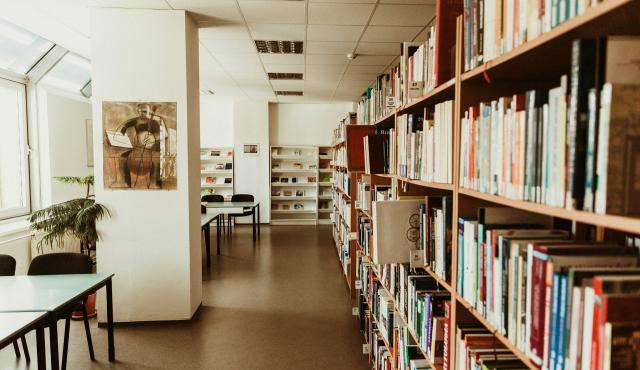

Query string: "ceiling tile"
[214, 52, 262, 65]
[310, 0, 375, 3]
[360, 26, 422, 43]
[239, 1, 305, 24]
[356, 42, 401, 55]
[413, 27, 432, 42]
[168, 0, 243, 23]
[220, 63, 267, 73]
[307, 41, 355, 55]
[308, 3, 375, 25]
[346, 65, 387, 74]
[341, 73, 378, 81]
[350, 55, 396, 66]
[263, 64, 305, 73]
[278, 96, 306, 103]
[307, 25, 364, 42]
[305, 72, 343, 81]
[370, 4, 436, 26]
[243, 87, 276, 101]
[249, 23, 305, 41]
[271, 80, 305, 90]
[200, 39, 257, 53]
[228, 71, 269, 86]
[259, 54, 304, 65]
[305, 80, 339, 89]
[199, 23, 250, 40]
[305, 54, 349, 65]
[306, 64, 347, 74]
[97, 0, 170, 8]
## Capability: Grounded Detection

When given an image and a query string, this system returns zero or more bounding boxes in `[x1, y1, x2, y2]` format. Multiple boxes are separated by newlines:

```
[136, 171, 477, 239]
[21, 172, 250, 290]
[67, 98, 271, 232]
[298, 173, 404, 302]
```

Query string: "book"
[602, 321, 640, 370]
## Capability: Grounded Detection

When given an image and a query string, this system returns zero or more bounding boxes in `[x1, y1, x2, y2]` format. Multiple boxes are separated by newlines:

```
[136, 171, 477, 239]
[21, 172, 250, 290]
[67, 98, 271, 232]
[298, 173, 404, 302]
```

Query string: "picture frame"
[271, 177, 279, 183]
[291, 177, 298, 183]
[243, 143, 259, 156]
[295, 190, 305, 197]
[307, 176, 317, 183]
[280, 177, 289, 183]
[283, 190, 292, 196]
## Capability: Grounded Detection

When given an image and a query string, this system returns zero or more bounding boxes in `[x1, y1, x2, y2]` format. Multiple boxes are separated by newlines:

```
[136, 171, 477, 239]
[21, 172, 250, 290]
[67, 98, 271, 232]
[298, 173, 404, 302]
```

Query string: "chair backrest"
[201, 194, 224, 203]
[28, 253, 92, 276]
[0, 254, 17, 276]
[231, 194, 254, 203]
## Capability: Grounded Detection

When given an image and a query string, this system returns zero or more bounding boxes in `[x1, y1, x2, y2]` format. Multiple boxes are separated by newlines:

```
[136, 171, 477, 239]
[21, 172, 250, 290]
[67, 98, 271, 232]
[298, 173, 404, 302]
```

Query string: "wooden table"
[0, 312, 47, 369]
[0, 274, 115, 370]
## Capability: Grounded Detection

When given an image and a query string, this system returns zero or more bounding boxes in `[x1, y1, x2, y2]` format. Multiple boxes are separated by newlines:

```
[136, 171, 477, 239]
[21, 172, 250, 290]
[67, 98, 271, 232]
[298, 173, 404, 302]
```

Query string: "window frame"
[0, 75, 31, 221]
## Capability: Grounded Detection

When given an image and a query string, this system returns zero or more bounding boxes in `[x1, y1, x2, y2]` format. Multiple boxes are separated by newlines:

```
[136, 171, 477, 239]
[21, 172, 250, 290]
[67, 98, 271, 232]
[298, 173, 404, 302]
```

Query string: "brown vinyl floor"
[0, 225, 369, 370]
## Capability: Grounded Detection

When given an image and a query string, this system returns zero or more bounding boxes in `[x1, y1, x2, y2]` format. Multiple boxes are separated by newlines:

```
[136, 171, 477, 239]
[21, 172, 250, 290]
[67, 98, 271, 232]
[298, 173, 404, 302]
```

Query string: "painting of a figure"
[102, 102, 177, 190]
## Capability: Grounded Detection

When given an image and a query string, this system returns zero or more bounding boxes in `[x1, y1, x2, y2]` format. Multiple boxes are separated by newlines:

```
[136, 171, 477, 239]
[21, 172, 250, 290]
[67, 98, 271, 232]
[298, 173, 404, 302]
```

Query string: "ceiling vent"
[268, 73, 303, 80]
[275, 91, 303, 96]
[255, 40, 303, 54]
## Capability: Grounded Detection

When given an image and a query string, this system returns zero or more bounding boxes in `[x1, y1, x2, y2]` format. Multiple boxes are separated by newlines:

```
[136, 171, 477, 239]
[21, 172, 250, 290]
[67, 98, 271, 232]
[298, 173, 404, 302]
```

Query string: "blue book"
[549, 273, 560, 370]
[556, 274, 568, 370]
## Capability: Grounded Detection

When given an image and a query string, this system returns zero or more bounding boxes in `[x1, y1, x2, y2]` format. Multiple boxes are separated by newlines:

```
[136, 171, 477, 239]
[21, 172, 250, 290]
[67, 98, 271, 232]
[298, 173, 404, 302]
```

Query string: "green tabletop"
[0, 311, 47, 347]
[0, 274, 113, 312]
[201, 212, 221, 227]
[204, 201, 259, 209]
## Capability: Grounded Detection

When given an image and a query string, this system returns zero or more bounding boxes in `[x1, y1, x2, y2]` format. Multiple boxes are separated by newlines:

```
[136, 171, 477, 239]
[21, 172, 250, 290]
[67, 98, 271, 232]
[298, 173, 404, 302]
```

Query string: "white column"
[90, 8, 202, 322]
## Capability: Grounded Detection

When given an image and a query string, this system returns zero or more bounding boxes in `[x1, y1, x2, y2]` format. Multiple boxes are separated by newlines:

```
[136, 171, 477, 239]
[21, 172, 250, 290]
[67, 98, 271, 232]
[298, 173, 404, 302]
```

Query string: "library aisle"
[0, 226, 369, 370]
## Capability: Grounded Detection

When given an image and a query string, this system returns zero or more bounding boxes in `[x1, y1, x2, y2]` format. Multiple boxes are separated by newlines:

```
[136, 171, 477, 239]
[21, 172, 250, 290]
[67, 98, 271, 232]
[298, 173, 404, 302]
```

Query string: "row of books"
[396, 100, 454, 183]
[403, 38, 437, 102]
[455, 324, 529, 369]
[333, 170, 352, 196]
[333, 214, 351, 275]
[419, 196, 453, 282]
[364, 130, 392, 174]
[357, 68, 401, 125]
[463, 0, 603, 71]
[459, 78, 640, 215]
[456, 205, 640, 370]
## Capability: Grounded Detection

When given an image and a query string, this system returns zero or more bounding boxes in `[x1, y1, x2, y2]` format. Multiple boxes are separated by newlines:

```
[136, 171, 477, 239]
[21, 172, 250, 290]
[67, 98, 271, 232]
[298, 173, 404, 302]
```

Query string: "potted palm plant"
[29, 175, 109, 317]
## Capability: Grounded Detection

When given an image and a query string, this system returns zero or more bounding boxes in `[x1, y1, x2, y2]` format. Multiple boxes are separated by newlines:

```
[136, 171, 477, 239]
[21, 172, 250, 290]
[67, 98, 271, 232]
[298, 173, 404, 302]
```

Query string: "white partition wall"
[90, 8, 202, 322]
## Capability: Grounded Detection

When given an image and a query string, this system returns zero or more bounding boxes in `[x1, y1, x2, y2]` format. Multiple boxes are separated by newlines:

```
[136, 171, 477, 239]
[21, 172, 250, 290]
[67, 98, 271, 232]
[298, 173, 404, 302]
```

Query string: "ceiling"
[7, 0, 436, 103]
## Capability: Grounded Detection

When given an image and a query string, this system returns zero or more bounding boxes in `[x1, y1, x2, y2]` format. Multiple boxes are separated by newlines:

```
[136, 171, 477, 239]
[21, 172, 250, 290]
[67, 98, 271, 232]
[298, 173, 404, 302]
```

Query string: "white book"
[580, 287, 595, 370]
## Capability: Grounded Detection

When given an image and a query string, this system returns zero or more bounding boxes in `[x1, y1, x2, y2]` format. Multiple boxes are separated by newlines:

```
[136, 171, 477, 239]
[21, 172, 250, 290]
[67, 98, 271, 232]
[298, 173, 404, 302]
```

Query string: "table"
[205, 201, 260, 241]
[0, 274, 115, 370]
[201, 212, 222, 267]
[0, 312, 47, 370]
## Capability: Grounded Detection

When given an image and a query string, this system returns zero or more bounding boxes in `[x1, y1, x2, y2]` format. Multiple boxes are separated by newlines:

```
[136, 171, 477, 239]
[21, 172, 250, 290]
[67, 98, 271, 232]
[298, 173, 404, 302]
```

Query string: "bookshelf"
[200, 147, 234, 200]
[270, 145, 319, 225]
[318, 145, 334, 225]
[334, 1, 640, 369]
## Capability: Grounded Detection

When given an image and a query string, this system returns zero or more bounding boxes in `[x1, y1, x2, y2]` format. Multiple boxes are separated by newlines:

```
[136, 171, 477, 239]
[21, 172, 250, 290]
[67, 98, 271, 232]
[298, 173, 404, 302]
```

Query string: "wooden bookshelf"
[318, 145, 334, 225]
[335, 1, 640, 369]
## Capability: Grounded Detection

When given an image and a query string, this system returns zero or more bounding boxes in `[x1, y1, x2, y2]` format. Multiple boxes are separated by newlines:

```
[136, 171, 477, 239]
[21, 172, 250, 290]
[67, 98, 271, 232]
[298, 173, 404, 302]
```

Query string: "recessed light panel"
[268, 73, 303, 80]
[255, 40, 303, 54]
[275, 91, 303, 96]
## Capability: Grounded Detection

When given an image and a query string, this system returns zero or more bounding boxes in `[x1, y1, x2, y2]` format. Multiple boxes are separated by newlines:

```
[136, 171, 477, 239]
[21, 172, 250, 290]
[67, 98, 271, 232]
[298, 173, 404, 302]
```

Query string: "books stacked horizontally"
[456, 206, 640, 370]
[364, 130, 392, 175]
[396, 100, 454, 183]
[419, 195, 453, 282]
[455, 324, 528, 369]
[357, 68, 400, 125]
[459, 36, 640, 215]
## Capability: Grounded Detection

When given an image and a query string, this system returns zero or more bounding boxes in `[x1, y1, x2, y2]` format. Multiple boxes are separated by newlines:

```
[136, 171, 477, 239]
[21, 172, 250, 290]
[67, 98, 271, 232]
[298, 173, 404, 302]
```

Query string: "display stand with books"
[270, 145, 319, 225]
[200, 147, 234, 200]
[335, 1, 640, 368]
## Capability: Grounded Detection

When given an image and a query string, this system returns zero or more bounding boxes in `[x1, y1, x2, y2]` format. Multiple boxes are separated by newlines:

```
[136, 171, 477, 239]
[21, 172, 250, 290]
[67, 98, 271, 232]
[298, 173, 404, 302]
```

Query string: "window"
[0, 78, 30, 219]
[40, 52, 91, 94]
[0, 19, 54, 74]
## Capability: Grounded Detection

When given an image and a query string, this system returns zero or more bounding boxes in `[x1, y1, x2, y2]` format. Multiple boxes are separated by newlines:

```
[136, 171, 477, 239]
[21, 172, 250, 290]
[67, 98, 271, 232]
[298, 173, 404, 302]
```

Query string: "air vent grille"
[255, 40, 303, 54]
[268, 73, 303, 80]
[275, 91, 303, 96]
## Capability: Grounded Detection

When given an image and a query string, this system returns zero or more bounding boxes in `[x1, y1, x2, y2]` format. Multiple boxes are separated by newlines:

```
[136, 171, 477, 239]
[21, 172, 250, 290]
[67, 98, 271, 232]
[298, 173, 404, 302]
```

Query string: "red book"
[443, 300, 450, 370]
[435, 0, 463, 85]
[591, 276, 640, 370]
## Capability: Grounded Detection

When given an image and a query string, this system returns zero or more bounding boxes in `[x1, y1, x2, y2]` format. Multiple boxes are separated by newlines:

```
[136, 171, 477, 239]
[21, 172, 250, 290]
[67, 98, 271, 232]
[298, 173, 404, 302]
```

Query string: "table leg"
[252, 208, 256, 242]
[48, 313, 59, 370]
[257, 205, 260, 237]
[216, 216, 221, 255]
[106, 279, 115, 361]
[204, 224, 211, 268]
[36, 323, 46, 370]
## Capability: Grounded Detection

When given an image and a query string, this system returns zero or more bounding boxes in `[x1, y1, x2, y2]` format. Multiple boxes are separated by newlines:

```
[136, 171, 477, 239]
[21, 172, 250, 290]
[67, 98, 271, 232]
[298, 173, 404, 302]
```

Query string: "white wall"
[234, 100, 270, 223]
[91, 8, 201, 322]
[200, 97, 233, 148]
[269, 103, 353, 146]
[37, 88, 93, 205]
[0, 224, 31, 274]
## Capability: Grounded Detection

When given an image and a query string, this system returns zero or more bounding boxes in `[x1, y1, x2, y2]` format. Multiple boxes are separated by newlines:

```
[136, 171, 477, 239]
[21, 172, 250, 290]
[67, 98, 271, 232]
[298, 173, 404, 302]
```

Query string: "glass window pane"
[0, 79, 29, 218]
[0, 19, 53, 74]
[40, 53, 91, 93]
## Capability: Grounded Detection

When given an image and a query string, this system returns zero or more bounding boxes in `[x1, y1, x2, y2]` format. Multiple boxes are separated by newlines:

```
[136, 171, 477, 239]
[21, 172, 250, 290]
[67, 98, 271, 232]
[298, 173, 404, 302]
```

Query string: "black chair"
[227, 194, 255, 234]
[0, 255, 30, 362]
[202, 194, 226, 234]
[28, 253, 95, 370]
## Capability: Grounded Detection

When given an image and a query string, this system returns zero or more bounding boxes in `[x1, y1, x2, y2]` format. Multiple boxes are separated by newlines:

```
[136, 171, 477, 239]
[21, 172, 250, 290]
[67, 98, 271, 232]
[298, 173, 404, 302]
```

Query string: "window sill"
[0, 218, 31, 240]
